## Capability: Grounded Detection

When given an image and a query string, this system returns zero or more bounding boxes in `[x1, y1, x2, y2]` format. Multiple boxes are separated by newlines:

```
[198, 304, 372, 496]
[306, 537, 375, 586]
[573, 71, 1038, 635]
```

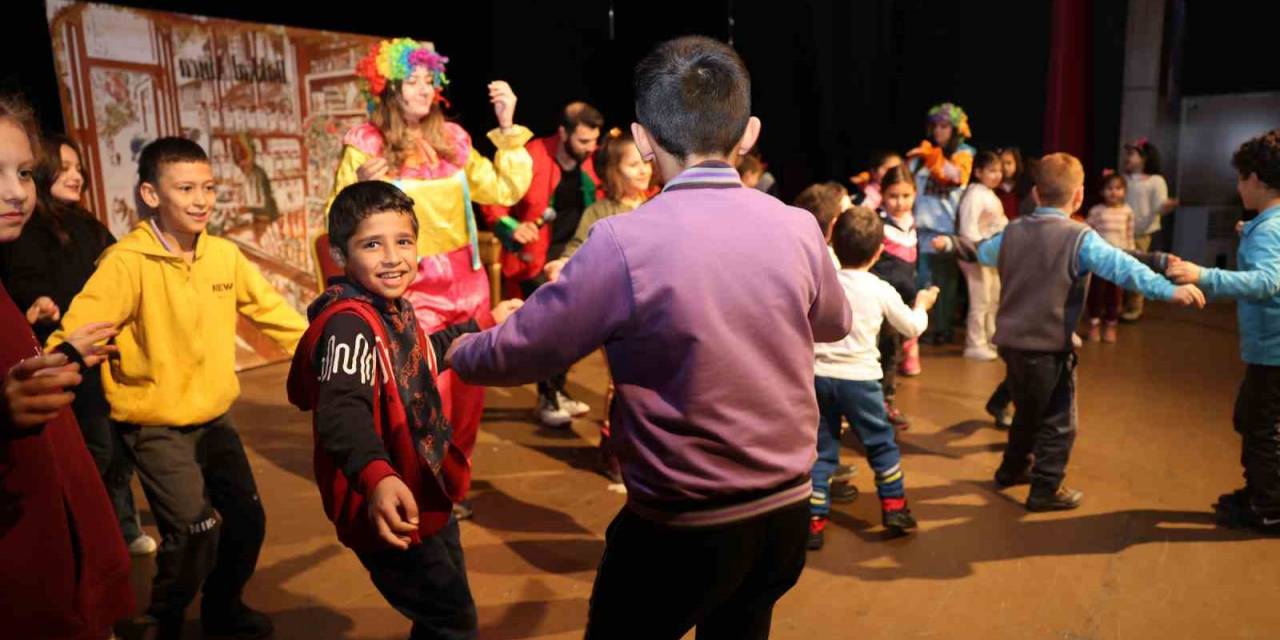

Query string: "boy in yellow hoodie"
[50, 137, 305, 640]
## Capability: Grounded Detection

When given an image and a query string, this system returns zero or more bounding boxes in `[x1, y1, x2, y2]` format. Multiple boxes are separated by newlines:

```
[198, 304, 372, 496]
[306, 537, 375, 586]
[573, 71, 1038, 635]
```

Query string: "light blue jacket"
[1199, 204, 1280, 366]
[976, 207, 1176, 301]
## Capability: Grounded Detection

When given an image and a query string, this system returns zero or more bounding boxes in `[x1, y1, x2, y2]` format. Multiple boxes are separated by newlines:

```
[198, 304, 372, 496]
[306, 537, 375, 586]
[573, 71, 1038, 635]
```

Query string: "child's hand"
[915, 286, 940, 311]
[369, 475, 419, 550]
[492, 299, 524, 324]
[1161, 198, 1180, 215]
[1171, 284, 1206, 309]
[25, 297, 60, 326]
[1166, 260, 1202, 284]
[905, 140, 933, 159]
[930, 236, 950, 252]
[543, 258, 568, 282]
[61, 321, 119, 368]
[1236, 220, 1245, 236]
[3, 353, 81, 429]
[488, 81, 517, 131]
[356, 157, 390, 182]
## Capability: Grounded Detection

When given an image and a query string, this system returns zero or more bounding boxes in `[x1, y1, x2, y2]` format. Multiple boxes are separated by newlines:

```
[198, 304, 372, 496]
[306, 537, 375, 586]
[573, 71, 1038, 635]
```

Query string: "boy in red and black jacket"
[288, 181, 519, 639]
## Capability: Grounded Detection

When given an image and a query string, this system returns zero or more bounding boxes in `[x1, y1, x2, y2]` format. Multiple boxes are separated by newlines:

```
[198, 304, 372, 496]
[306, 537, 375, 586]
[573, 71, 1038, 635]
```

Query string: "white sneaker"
[557, 392, 590, 417]
[538, 396, 572, 428]
[963, 347, 999, 361]
[127, 534, 158, 556]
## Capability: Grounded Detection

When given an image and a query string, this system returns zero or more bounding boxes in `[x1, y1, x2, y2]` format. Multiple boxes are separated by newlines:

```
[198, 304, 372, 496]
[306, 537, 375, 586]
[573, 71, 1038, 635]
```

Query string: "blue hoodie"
[1199, 204, 1280, 366]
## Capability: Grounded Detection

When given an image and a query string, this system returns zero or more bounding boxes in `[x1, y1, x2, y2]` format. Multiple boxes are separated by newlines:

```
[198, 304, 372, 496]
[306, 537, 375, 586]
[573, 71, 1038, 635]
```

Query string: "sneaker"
[807, 516, 828, 550]
[556, 392, 590, 417]
[122, 614, 182, 640]
[993, 464, 1031, 488]
[963, 346, 999, 361]
[985, 399, 1012, 430]
[1087, 321, 1101, 342]
[832, 463, 857, 483]
[1026, 486, 1084, 512]
[1102, 322, 1118, 343]
[899, 352, 921, 377]
[1120, 310, 1142, 323]
[452, 500, 474, 521]
[882, 503, 918, 535]
[127, 533, 158, 556]
[537, 395, 572, 428]
[201, 602, 273, 639]
[830, 482, 859, 503]
[885, 402, 910, 429]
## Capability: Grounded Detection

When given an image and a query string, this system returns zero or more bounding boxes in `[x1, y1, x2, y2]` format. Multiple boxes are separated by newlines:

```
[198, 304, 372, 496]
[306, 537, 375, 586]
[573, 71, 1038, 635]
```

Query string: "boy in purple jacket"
[448, 36, 850, 640]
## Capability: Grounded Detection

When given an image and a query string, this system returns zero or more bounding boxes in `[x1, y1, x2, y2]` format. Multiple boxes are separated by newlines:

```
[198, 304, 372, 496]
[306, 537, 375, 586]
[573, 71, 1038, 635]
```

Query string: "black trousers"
[999, 349, 1078, 497]
[585, 501, 808, 640]
[357, 518, 477, 640]
[1234, 364, 1280, 519]
[117, 415, 265, 622]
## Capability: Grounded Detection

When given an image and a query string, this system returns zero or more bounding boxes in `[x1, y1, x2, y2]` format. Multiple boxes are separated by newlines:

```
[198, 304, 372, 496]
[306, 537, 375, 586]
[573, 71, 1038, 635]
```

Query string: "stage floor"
[124, 302, 1280, 639]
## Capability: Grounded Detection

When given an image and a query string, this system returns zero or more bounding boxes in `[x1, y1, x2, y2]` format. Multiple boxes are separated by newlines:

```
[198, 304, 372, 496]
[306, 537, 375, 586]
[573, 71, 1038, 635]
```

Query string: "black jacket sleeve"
[427, 319, 480, 372]
[314, 313, 391, 481]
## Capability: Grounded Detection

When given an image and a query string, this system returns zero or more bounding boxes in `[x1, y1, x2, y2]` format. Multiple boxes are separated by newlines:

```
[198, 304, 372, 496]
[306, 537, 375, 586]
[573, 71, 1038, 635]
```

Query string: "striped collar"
[661, 161, 743, 193]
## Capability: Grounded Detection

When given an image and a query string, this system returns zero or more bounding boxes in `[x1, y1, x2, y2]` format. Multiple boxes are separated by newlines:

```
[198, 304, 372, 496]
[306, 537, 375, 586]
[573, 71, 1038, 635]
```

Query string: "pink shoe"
[899, 338, 921, 377]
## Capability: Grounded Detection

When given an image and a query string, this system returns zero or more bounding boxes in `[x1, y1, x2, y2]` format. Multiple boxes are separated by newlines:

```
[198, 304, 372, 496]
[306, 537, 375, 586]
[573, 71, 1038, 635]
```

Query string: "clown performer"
[908, 102, 975, 345]
[324, 38, 534, 491]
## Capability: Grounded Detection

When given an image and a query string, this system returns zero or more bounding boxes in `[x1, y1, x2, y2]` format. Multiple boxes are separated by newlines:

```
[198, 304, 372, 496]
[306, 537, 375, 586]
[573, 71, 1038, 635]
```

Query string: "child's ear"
[631, 122, 657, 162]
[329, 247, 346, 268]
[138, 181, 161, 209]
[736, 116, 762, 157]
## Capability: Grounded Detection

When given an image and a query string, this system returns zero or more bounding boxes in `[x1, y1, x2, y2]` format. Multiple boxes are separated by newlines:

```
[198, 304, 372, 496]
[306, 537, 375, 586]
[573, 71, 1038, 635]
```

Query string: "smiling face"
[51, 143, 85, 204]
[396, 67, 437, 123]
[0, 119, 38, 243]
[344, 210, 418, 300]
[142, 160, 216, 243]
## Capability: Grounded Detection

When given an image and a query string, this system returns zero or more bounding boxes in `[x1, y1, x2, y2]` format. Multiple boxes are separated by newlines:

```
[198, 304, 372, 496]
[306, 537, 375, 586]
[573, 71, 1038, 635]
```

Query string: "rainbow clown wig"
[926, 102, 972, 143]
[355, 38, 450, 112]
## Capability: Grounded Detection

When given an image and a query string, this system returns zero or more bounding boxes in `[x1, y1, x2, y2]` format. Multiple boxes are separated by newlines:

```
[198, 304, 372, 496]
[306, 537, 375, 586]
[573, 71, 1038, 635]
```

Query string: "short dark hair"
[561, 101, 604, 133]
[793, 182, 847, 234]
[138, 137, 208, 185]
[972, 150, 1001, 175]
[831, 206, 883, 269]
[633, 35, 751, 159]
[328, 181, 418, 258]
[1232, 129, 1280, 191]
[1124, 139, 1162, 176]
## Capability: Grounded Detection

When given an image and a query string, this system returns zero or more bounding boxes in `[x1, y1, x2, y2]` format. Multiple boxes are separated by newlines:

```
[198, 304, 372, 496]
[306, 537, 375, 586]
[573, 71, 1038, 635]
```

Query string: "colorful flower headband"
[355, 38, 450, 112]
[1126, 136, 1150, 152]
[926, 102, 972, 141]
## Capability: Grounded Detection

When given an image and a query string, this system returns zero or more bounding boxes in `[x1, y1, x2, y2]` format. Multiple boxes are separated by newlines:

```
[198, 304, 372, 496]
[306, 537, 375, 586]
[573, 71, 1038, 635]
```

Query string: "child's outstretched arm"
[447, 221, 634, 386]
[1168, 223, 1280, 302]
[1078, 230, 1202, 306]
[235, 250, 307, 354]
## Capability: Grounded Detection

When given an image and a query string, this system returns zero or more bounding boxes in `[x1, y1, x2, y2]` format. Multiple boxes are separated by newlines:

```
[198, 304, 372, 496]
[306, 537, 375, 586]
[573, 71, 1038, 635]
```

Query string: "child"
[974, 152, 1203, 511]
[1167, 129, 1280, 534]
[287, 181, 519, 638]
[1122, 137, 1179, 320]
[0, 92, 133, 640]
[1085, 172, 1136, 342]
[737, 150, 778, 196]
[909, 102, 975, 345]
[448, 36, 851, 638]
[3, 133, 159, 556]
[793, 181, 866, 492]
[955, 150, 1008, 361]
[50, 137, 309, 639]
[996, 147, 1034, 220]
[850, 150, 903, 212]
[809, 206, 939, 549]
[872, 165, 923, 412]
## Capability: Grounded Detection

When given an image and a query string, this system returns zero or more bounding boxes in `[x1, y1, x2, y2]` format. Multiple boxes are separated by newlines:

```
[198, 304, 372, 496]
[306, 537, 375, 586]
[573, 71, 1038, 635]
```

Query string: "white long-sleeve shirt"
[1125, 173, 1170, 235]
[814, 269, 928, 381]
[957, 182, 1008, 244]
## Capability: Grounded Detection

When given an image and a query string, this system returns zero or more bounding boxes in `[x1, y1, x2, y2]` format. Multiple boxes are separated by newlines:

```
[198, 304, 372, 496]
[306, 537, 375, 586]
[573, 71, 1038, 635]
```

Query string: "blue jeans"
[811, 377, 904, 516]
